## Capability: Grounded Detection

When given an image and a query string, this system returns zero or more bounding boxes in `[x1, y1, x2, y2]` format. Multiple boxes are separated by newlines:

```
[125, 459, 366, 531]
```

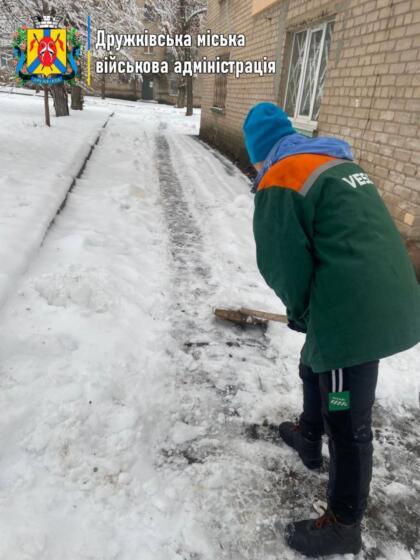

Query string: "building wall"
[155, 72, 202, 107]
[318, 0, 420, 237]
[200, 0, 288, 166]
[90, 0, 167, 102]
[90, 0, 202, 107]
[199, 0, 420, 239]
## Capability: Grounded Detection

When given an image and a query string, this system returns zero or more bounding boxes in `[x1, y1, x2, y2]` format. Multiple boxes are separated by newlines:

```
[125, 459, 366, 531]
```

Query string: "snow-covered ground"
[0, 91, 111, 308]
[0, 93, 418, 560]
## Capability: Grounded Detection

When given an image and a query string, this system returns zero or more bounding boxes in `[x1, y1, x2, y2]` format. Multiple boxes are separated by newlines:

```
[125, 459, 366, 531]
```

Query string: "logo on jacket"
[342, 173, 374, 189]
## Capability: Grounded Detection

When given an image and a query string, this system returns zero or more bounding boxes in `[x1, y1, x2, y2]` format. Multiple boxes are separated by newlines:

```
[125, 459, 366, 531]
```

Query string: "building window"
[284, 21, 334, 125]
[213, 53, 230, 110]
[118, 73, 130, 84]
[0, 53, 11, 67]
[169, 74, 178, 96]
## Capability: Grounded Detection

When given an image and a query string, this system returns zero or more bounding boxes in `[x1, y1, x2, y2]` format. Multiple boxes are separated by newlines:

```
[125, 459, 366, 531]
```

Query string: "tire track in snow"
[155, 132, 211, 291]
[44, 111, 115, 241]
[155, 126, 272, 402]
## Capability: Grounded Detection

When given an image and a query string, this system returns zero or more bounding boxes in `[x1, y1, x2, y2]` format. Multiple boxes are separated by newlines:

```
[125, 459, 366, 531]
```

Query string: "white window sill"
[290, 117, 318, 132]
[291, 118, 318, 136]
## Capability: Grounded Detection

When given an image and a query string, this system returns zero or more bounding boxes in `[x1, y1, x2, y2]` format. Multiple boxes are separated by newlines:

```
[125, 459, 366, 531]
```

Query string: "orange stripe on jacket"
[257, 154, 335, 193]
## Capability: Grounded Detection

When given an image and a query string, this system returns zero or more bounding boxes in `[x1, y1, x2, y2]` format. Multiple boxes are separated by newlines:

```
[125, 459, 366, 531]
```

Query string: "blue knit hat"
[243, 102, 295, 164]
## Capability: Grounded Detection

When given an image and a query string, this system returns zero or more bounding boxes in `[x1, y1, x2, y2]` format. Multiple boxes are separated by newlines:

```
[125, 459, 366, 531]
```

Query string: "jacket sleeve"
[253, 186, 315, 331]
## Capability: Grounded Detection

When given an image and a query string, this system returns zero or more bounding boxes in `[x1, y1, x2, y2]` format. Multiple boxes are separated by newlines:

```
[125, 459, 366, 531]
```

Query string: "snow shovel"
[214, 307, 288, 327]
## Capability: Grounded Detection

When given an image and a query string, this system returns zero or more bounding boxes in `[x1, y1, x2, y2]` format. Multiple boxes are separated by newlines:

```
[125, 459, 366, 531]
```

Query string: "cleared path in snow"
[0, 99, 418, 560]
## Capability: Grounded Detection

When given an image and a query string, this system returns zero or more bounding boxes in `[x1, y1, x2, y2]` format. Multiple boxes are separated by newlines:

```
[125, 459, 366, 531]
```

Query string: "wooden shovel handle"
[239, 308, 288, 324]
[214, 307, 288, 326]
[214, 308, 265, 326]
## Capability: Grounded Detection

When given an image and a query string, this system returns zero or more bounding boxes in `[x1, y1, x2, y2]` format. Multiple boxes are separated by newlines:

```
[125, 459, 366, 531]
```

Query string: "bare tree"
[1, 0, 144, 114]
[146, 0, 207, 116]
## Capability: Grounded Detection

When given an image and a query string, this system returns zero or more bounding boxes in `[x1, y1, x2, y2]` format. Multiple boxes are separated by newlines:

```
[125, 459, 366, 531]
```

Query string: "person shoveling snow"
[242, 102, 420, 558]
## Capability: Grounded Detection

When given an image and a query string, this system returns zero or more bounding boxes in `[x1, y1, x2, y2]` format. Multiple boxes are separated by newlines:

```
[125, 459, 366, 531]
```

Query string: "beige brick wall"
[318, 0, 420, 237]
[199, 0, 420, 239]
[200, 0, 288, 164]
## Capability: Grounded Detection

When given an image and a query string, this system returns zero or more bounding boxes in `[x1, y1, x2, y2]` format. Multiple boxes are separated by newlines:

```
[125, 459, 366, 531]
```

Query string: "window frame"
[212, 52, 230, 111]
[169, 74, 178, 97]
[0, 52, 12, 67]
[283, 20, 334, 132]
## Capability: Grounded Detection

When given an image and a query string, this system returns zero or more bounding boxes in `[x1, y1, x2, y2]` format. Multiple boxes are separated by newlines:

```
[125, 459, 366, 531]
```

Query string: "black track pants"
[298, 360, 379, 524]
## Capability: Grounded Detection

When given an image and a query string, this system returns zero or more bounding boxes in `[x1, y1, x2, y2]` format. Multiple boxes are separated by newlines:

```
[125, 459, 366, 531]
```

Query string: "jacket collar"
[252, 133, 354, 193]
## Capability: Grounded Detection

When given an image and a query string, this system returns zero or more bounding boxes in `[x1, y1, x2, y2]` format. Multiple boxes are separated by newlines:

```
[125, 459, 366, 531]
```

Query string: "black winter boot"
[285, 510, 362, 557]
[279, 421, 322, 470]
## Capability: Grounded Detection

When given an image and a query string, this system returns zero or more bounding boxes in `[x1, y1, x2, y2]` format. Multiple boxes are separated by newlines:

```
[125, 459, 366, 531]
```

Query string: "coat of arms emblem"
[13, 16, 81, 86]
[26, 28, 67, 77]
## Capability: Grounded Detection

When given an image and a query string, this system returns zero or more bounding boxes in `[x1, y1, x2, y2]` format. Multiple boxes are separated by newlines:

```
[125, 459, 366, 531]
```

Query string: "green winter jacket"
[253, 153, 420, 372]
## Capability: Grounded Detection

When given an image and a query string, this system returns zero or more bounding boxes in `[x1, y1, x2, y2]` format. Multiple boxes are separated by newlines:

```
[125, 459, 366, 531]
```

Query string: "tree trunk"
[133, 76, 140, 100]
[71, 85, 84, 110]
[179, 0, 189, 113]
[101, 74, 106, 99]
[51, 83, 69, 117]
[44, 87, 50, 127]
[177, 84, 186, 108]
[186, 74, 193, 116]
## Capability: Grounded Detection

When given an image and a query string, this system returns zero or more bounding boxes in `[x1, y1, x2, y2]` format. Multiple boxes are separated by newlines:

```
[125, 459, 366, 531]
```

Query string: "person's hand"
[287, 320, 307, 334]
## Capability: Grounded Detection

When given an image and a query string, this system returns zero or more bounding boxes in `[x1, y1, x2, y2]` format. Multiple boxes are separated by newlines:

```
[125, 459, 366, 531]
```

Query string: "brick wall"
[200, 0, 288, 165]
[199, 0, 420, 239]
[318, 0, 420, 237]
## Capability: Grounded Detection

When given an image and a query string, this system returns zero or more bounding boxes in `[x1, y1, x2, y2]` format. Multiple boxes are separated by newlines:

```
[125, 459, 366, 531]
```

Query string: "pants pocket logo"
[328, 391, 351, 411]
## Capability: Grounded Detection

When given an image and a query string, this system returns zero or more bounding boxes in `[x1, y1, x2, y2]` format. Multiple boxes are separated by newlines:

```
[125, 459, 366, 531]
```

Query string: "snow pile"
[32, 266, 119, 313]
[0, 93, 111, 309]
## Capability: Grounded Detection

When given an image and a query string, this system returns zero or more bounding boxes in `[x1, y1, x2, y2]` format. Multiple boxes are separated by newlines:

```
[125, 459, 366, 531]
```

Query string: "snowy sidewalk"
[0, 93, 111, 309]
[0, 97, 418, 560]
